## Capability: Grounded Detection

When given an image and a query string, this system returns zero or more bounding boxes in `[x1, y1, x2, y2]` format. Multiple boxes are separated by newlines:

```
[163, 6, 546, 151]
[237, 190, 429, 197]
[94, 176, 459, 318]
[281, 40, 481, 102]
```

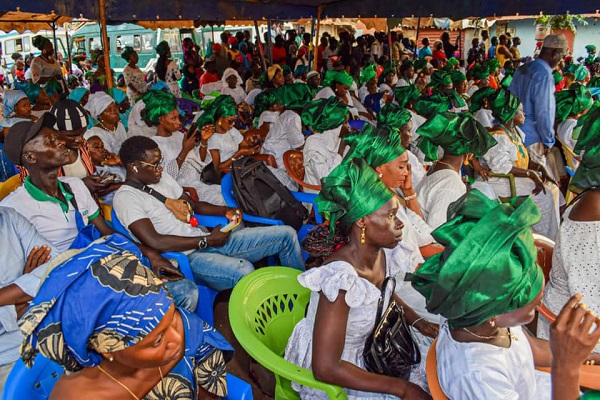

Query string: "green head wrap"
[588, 76, 600, 88]
[253, 90, 278, 119]
[323, 70, 354, 87]
[555, 84, 593, 124]
[417, 112, 497, 161]
[586, 45, 597, 53]
[378, 67, 396, 85]
[413, 59, 428, 71]
[501, 69, 515, 89]
[553, 70, 564, 86]
[394, 85, 421, 108]
[344, 125, 406, 169]
[301, 97, 348, 132]
[487, 59, 500, 73]
[121, 46, 135, 62]
[23, 83, 42, 105]
[414, 90, 467, 119]
[315, 158, 394, 234]
[141, 90, 178, 126]
[44, 79, 62, 98]
[195, 95, 237, 128]
[489, 88, 521, 125]
[430, 71, 452, 89]
[360, 64, 377, 85]
[450, 70, 467, 84]
[446, 57, 459, 68]
[469, 86, 496, 113]
[409, 190, 544, 329]
[155, 41, 170, 57]
[377, 103, 412, 133]
[32, 35, 51, 51]
[570, 64, 589, 82]
[273, 83, 313, 111]
[472, 64, 489, 80]
[570, 105, 600, 194]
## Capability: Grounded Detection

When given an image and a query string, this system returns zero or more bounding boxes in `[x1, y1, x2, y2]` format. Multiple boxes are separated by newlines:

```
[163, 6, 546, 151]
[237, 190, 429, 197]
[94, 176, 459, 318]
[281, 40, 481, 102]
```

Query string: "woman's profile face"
[362, 197, 404, 248]
[14, 97, 32, 117]
[378, 152, 410, 190]
[111, 304, 184, 369]
[336, 83, 350, 98]
[513, 104, 525, 126]
[495, 285, 544, 327]
[272, 69, 285, 87]
[159, 109, 182, 132]
[217, 115, 237, 133]
[400, 120, 413, 149]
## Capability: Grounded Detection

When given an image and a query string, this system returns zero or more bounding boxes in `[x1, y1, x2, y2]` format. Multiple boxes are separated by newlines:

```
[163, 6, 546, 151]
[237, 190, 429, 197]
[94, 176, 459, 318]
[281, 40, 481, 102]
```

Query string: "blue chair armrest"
[195, 214, 229, 228]
[241, 213, 284, 226]
[292, 191, 323, 224]
[162, 252, 194, 281]
[224, 373, 254, 400]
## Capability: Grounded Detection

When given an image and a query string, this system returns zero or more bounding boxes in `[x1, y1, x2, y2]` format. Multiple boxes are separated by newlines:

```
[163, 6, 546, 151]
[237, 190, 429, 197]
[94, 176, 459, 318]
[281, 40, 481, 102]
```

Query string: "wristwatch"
[198, 236, 208, 250]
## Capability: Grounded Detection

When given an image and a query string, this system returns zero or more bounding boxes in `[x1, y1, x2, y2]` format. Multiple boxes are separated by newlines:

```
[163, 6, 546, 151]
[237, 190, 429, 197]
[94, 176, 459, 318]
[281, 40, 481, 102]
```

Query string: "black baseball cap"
[4, 113, 57, 165]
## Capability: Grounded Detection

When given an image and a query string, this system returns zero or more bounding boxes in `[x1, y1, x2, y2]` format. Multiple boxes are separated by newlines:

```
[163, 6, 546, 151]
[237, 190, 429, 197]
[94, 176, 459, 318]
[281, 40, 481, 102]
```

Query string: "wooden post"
[308, 17, 316, 70]
[266, 19, 273, 65]
[254, 20, 267, 72]
[99, 0, 113, 89]
[313, 7, 322, 71]
[414, 17, 421, 60]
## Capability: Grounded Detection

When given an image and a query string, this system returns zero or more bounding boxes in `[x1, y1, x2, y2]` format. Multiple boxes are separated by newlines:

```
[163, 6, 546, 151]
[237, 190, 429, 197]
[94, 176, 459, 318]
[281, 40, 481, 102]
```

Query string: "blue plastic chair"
[2, 354, 253, 400]
[348, 119, 367, 131]
[110, 209, 222, 325]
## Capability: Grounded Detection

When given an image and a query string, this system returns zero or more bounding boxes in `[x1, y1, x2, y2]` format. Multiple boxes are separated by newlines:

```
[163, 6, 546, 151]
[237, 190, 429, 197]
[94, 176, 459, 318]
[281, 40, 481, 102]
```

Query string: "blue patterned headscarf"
[3, 90, 28, 117]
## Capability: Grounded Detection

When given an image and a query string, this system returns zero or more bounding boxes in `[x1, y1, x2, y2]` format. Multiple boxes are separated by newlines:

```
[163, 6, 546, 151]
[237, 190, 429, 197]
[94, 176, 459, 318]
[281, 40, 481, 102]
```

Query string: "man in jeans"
[113, 136, 305, 291]
[509, 34, 568, 179]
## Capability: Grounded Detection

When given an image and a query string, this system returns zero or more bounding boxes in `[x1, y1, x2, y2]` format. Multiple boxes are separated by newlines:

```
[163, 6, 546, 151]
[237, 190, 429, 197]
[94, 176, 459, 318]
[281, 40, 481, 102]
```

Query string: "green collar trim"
[23, 176, 73, 213]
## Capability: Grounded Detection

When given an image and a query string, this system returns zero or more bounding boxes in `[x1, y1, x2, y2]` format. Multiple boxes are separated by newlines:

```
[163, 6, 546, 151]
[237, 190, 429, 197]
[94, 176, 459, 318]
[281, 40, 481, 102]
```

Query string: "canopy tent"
[0, 10, 72, 33]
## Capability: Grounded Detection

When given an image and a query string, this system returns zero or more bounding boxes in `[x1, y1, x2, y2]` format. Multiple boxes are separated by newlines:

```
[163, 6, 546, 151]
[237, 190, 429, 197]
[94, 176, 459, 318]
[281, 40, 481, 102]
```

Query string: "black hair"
[119, 136, 159, 166]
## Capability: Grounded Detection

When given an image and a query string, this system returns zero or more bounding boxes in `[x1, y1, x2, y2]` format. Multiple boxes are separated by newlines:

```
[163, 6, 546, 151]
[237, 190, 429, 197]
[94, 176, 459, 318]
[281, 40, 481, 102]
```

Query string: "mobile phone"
[100, 174, 116, 184]
[220, 216, 241, 233]
[187, 122, 199, 138]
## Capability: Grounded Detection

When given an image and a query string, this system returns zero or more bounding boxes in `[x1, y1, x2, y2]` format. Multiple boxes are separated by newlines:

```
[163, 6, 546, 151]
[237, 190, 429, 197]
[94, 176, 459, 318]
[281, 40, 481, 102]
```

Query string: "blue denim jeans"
[187, 225, 304, 291]
[164, 279, 199, 312]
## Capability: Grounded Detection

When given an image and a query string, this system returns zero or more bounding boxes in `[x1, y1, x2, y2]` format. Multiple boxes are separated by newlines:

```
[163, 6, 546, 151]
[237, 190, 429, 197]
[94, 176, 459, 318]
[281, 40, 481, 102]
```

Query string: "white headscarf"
[84, 92, 115, 120]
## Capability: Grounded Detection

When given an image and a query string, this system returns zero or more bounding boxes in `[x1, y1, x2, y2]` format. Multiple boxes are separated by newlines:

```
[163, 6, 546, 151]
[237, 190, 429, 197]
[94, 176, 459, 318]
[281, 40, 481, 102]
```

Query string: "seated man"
[1, 115, 198, 311]
[113, 136, 305, 291]
[0, 207, 57, 392]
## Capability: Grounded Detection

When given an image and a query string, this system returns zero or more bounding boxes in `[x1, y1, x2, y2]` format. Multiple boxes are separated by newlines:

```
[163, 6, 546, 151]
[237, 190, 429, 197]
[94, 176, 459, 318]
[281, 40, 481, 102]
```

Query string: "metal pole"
[267, 19, 273, 65]
[98, 0, 113, 89]
[414, 17, 421, 60]
[313, 7, 322, 71]
[308, 16, 316, 70]
[254, 20, 267, 72]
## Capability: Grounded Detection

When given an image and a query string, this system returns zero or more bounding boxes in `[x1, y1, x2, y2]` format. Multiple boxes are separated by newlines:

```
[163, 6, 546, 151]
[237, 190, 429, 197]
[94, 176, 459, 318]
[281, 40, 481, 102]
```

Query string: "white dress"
[86, 123, 129, 155]
[261, 110, 305, 169]
[556, 118, 579, 169]
[303, 126, 344, 194]
[176, 147, 226, 206]
[164, 60, 182, 97]
[284, 260, 402, 400]
[207, 128, 244, 161]
[123, 65, 147, 104]
[538, 207, 600, 351]
[437, 323, 551, 399]
[474, 109, 495, 129]
[416, 169, 466, 229]
[152, 131, 185, 179]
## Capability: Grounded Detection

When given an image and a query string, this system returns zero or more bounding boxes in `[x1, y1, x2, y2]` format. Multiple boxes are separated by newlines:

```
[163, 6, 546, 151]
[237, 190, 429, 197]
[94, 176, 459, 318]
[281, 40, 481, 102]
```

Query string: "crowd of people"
[1, 25, 600, 399]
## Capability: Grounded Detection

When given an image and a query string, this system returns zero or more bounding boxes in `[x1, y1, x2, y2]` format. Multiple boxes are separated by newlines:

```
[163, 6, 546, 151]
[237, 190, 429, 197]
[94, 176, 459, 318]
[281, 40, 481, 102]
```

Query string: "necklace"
[462, 327, 519, 341]
[436, 160, 460, 174]
[97, 365, 164, 400]
[98, 120, 117, 133]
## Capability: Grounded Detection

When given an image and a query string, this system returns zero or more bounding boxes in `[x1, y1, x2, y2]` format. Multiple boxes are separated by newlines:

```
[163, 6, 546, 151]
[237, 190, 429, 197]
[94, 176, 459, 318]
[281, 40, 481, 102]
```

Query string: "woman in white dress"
[415, 112, 496, 229]
[410, 190, 563, 399]
[155, 41, 181, 98]
[285, 159, 433, 400]
[220, 68, 246, 105]
[121, 46, 147, 105]
[478, 88, 562, 240]
[469, 86, 496, 128]
[84, 91, 129, 154]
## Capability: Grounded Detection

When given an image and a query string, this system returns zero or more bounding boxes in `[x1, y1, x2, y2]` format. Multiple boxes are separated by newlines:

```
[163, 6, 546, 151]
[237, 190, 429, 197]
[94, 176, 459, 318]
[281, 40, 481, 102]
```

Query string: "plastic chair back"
[283, 150, 322, 192]
[425, 338, 449, 400]
[533, 233, 554, 283]
[348, 120, 366, 132]
[0, 174, 20, 201]
[229, 267, 347, 400]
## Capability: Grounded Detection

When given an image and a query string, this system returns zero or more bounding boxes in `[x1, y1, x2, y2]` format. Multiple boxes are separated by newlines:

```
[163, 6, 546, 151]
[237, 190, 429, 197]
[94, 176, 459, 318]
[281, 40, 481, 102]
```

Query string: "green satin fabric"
[301, 97, 348, 133]
[489, 88, 521, 124]
[445, 57, 459, 70]
[588, 76, 600, 88]
[570, 104, 600, 194]
[323, 70, 354, 87]
[378, 103, 412, 132]
[195, 94, 237, 128]
[155, 41, 170, 57]
[555, 84, 593, 124]
[487, 59, 500, 73]
[469, 86, 496, 113]
[414, 59, 428, 71]
[553, 70, 564, 85]
[315, 158, 394, 233]
[414, 90, 467, 119]
[472, 65, 489, 80]
[450, 70, 467, 84]
[253, 90, 278, 119]
[430, 71, 453, 88]
[570, 64, 589, 82]
[378, 67, 396, 85]
[141, 90, 178, 126]
[416, 111, 497, 161]
[274, 83, 313, 111]
[394, 85, 421, 108]
[344, 124, 406, 168]
[409, 190, 544, 329]
[360, 64, 377, 85]
[501, 69, 515, 89]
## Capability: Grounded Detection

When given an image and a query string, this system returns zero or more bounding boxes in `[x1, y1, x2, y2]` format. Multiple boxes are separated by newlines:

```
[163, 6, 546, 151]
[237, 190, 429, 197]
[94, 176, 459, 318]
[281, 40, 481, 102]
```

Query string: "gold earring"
[378, 172, 383, 178]
[109, 356, 114, 362]
[490, 319, 496, 328]
[360, 226, 366, 245]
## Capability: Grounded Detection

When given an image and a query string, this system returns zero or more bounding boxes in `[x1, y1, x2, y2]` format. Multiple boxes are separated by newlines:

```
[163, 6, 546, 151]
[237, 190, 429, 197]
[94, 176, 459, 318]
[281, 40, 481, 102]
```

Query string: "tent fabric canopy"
[0, 10, 72, 33]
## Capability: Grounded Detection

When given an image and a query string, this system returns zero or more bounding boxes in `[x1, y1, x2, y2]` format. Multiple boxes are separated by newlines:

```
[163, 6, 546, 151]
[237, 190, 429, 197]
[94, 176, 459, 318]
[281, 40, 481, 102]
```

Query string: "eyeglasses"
[138, 157, 163, 170]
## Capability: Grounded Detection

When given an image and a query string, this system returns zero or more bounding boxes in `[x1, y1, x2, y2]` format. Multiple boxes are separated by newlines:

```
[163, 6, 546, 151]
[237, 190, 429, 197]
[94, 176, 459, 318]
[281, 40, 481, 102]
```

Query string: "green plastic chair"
[229, 267, 347, 400]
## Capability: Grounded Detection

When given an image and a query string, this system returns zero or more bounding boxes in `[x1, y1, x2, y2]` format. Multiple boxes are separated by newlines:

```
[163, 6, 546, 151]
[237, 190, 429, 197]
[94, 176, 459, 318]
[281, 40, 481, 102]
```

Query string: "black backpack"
[231, 157, 308, 230]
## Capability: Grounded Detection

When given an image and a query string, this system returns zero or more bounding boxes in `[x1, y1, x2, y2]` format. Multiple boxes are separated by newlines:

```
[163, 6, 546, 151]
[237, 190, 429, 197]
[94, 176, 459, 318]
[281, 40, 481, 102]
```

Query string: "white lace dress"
[285, 260, 416, 399]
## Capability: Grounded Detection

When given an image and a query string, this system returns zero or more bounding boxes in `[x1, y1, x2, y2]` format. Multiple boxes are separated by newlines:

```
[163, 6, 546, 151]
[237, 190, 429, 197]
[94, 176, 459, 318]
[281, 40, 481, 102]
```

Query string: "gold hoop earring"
[378, 172, 383, 178]
[360, 226, 366, 245]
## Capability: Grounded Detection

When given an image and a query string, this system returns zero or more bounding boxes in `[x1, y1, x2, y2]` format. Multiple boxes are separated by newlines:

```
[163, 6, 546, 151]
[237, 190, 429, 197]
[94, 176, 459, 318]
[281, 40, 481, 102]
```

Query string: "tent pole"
[414, 17, 421, 60]
[267, 19, 273, 65]
[65, 24, 72, 75]
[308, 16, 316, 70]
[313, 7, 322, 71]
[52, 21, 58, 55]
[254, 20, 267, 72]
[98, 0, 113, 89]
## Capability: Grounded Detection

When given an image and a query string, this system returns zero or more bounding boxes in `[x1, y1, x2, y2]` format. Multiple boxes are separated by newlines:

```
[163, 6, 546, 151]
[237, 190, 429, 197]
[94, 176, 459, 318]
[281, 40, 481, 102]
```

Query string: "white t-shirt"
[0, 176, 99, 252]
[207, 128, 244, 161]
[113, 173, 208, 249]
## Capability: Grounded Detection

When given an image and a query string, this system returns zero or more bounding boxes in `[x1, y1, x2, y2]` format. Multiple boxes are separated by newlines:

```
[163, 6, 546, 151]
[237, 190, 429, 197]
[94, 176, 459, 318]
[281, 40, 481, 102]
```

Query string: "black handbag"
[200, 162, 223, 185]
[363, 277, 421, 380]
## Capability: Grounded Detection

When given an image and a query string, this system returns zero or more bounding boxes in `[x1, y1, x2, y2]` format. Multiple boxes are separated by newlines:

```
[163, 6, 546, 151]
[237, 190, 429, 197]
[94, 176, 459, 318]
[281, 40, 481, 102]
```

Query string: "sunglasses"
[138, 157, 163, 170]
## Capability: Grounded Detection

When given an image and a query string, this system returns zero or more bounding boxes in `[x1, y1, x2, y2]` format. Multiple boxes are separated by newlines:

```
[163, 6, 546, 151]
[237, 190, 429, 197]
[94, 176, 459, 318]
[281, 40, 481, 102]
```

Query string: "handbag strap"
[123, 180, 168, 203]
[374, 276, 397, 328]
[61, 182, 86, 231]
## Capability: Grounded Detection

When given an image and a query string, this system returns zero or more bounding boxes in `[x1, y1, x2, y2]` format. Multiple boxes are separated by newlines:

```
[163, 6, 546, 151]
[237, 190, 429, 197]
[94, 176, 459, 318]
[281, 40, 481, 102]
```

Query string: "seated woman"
[315, 70, 370, 120]
[469, 86, 496, 129]
[539, 104, 600, 351]
[409, 190, 567, 399]
[84, 91, 129, 154]
[84, 133, 125, 205]
[555, 84, 594, 169]
[357, 64, 377, 102]
[220, 68, 246, 105]
[466, 65, 490, 97]
[415, 112, 496, 229]
[20, 235, 233, 399]
[378, 66, 396, 96]
[413, 71, 469, 119]
[478, 88, 562, 239]
[301, 97, 350, 193]
[110, 88, 132, 131]
[23, 83, 54, 119]
[285, 159, 432, 400]
[1, 90, 35, 136]
[394, 85, 427, 161]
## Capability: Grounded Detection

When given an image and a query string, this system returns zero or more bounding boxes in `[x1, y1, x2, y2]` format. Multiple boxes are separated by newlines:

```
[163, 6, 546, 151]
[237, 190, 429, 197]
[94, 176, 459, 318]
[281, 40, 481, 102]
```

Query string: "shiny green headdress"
[301, 97, 348, 132]
[472, 64, 489, 80]
[501, 68, 515, 89]
[378, 67, 395, 85]
[273, 83, 313, 111]
[23, 83, 42, 104]
[414, 93, 451, 119]
[121, 46, 135, 62]
[408, 190, 543, 329]
[487, 59, 500, 73]
[489, 88, 521, 124]
[413, 59, 428, 71]
[553, 70, 564, 85]
[360, 64, 377, 85]
[570, 63, 589, 82]
[253, 90, 278, 119]
[142, 90, 178, 126]
[430, 71, 452, 88]
[344, 124, 406, 168]
[586, 45, 597, 52]
[315, 158, 395, 233]
[588, 76, 600, 88]
[394, 84, 421, 108]
[323, 69, 354, 87]
[450, 70, 467, 84]
[445, 57, 459, 70]
[417, 112, 497, 161]
[155, 41, 170, 57]
[378, 103, 412, 132]
[195, 94, 237, 128]
[469, 86, 496, 113]
[570, 104, 600, 194]
[555, 84, 593, 124]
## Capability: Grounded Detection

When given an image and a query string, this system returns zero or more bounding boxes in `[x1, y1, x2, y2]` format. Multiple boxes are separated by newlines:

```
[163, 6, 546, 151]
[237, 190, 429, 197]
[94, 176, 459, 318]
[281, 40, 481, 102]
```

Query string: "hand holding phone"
[220, 215, 241, 233]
